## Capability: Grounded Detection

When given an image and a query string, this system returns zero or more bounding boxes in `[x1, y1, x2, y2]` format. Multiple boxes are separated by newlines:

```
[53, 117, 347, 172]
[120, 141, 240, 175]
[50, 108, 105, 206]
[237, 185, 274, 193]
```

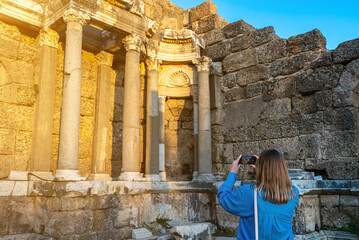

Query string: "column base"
[140, 174, 161, 182]
[53, 170, 86, 181]
[192, 171, 199, 181]
[9, 171, 54, 181]
[196, 173, 216, 182]
[88, 173, 112, 181]
[118, 172, 142, 181]
[159, 172, 166, 181]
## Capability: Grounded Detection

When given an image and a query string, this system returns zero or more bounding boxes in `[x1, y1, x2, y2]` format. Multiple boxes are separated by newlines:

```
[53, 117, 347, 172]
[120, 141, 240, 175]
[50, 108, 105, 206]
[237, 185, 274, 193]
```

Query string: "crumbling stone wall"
[205, 19, 359, 179]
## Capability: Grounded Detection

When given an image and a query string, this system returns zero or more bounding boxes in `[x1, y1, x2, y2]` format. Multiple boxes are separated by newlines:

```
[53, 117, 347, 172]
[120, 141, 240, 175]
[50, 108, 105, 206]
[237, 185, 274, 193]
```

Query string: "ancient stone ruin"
[0, 0, 358, 239]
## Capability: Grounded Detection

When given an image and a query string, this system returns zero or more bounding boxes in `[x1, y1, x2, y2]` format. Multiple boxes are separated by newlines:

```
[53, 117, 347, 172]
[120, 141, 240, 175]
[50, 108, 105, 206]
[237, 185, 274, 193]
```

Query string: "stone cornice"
[122, 33, 144, 52]
[146, 57, 161, 71]
[63, 8, 90, 25]
[193, 56, 212, 72]
[96, 51, 114, 66]
[38, 27, 59, 49]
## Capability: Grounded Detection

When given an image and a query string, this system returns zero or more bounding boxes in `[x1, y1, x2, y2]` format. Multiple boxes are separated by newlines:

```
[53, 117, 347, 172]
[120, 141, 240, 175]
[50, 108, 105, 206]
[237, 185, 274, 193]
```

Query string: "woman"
[217, 149, 299, 240]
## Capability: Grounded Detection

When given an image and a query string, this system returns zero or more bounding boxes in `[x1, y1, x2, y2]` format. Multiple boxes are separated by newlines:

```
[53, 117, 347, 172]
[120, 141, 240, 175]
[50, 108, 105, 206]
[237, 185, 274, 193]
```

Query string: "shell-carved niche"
[167, 71, 190, 87]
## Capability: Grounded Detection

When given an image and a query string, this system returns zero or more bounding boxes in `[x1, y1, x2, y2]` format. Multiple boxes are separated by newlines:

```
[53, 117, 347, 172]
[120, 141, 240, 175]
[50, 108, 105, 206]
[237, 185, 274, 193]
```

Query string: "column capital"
[39, 27, 59, 48]
[96, 51, 114, 67]
[122, 33, 144, 52]
[193, 56, 212, 72]
[146, 57, 161, 71]
[63, 9, 90, 25]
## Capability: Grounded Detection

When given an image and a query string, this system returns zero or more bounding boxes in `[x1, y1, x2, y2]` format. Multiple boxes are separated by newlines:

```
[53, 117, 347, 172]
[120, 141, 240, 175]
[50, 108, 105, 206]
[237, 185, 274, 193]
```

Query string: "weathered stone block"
[323, 107, 356, 132]
[233, 141, 259, 158]
[298, 134, 320, 159]
[263, 76, 295, 101]
[259, 137, 299, 160]
[338, 59, 359, 91]
[294, 112, 323, 135]
[0, 129, 15, 154]
[188, 1, 217, 22]
[314, 90, 332, 110]
[223, 20, 255, 39]
[257, 38, 288, 64]
[170, 222, 212, 240]
[262, 98, 291, 120]
[205, 41, 230, 61]
[0, 37, 19, 59]
[224, 87, 245, 102]
[212, 143, 234, 164]
[333, 38, 359, 63]
[202, 27, 225, 46]
[310, 50, 334, 68]
[210, 62, 223, 76]
[270, 52, 319, 77]
[293, 195, 320, 234]
[223, 49, 257, 73]
[280, 117, 299, 137]
[237, 65, 269, 86]
[340, 195, 359, 207]
[245, 81, 262, 98]
[321, 132, 357, 159]
[332, 88, 351, 107]
[291, 95, 317, 115]
[296, 64, 344, 94]
[210, 75, 224, 109]
[249, 26, 277, 47]
[230, 34, 250, 53]
[223, 73, 237, 89]
[288, 29, 326, 56]
[320, 195, 339, 208]
[191, 14, 228, 34]
[16, 85, 35, 106]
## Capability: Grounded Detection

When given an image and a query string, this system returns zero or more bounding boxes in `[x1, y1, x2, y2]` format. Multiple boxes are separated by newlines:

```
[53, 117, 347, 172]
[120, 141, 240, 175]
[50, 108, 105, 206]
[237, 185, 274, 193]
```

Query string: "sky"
[170, 0, 359, 50]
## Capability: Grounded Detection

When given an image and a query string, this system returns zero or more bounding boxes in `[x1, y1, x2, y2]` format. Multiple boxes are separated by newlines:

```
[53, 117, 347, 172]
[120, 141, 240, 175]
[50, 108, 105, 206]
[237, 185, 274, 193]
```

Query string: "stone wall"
[205, 19, 359, 179]
[0, 181, 215, 239]
[0, 21, 39, 179]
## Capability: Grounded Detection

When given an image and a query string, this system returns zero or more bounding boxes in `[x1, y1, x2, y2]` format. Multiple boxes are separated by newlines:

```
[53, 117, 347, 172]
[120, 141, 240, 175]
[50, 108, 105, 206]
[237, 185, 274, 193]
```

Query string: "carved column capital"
[96, 51, 114, 67]
[122, 33, 144, 52]
[39, 27, 59, 48]
[63, 9, 90, 25]
[193, 56, 212, 72]
[146, 57, 161, 71]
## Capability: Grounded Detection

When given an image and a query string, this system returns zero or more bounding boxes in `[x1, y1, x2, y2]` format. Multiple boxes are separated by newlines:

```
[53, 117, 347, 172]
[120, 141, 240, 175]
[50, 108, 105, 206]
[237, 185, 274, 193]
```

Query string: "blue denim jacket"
[217, 172, 300, 240]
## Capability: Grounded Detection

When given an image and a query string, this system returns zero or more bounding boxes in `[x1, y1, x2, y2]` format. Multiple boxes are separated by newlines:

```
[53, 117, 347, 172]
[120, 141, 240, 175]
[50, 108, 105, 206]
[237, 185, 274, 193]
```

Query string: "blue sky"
[170, 0, 359, 49]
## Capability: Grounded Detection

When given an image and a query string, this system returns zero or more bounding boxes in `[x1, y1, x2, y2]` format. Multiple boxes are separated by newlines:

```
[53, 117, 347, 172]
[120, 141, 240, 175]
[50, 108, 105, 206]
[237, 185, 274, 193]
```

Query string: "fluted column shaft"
[194, 56, 215, 181]
[88, 51, 114, 181]
[55, 9, 89, 181]
[119, 34, 144, 181]
[28, 28, 59, 180]
[144, 57, 161, 181]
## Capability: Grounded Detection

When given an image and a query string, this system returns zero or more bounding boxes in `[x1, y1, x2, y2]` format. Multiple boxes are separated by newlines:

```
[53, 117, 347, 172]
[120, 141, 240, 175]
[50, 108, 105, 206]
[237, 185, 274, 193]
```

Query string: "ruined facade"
[0, 0, 358, 239]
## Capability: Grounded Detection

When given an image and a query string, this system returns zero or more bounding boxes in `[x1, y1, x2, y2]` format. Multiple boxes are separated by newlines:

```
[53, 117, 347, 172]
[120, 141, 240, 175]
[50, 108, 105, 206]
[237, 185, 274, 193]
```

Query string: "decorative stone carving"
[168, 71, 190, 87]
[96, 51, 114, 66]
[129, 0, 145, 17]
[123, 33, 144, 52]
[63, 9, 90, 25]
[193, 56, 212, 72]
[146, 39, 160, 57]
[38, 27, 59, 48]
[146, 57, 161, 71]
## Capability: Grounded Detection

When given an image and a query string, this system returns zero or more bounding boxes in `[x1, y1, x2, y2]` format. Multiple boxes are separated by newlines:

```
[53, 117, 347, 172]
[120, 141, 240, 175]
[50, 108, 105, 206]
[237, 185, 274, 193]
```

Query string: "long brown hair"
[255, 149, 294, 204]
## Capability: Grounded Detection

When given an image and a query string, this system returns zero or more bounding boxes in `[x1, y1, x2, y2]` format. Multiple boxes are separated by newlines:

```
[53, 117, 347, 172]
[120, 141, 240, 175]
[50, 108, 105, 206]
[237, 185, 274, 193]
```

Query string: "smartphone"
[239, 155, 257, 165]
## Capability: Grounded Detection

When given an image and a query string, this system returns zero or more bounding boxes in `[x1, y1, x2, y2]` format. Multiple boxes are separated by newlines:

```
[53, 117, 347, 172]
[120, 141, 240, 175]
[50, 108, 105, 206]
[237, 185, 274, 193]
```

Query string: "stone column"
[119, 33, 144, 181]
[144, 57, 161, 181]
[88, 51, 114, 181]
[158, 95, 166, 181]
[192, 95, 199, 180]
[54, 9, 89, 181]
[193, 56, 215, 181]
[27, 28, 59, 180]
